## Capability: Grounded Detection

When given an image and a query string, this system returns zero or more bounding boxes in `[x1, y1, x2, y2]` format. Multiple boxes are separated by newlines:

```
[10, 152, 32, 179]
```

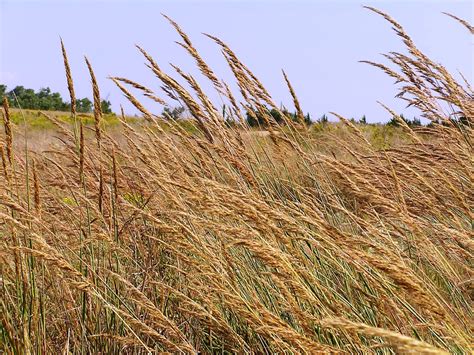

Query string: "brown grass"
[0, 8, 472, 354]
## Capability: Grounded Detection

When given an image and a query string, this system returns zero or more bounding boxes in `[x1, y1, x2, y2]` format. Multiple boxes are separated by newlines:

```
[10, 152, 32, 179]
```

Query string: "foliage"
[387, 113, 423, 127]
[318, 114, 329, 124]
[245, 107, 311, 127]
[162, 105, 185, 120]
[76, 97, 92, 113]
[101, 99, 112, 114]
[0, 84, 113, 113]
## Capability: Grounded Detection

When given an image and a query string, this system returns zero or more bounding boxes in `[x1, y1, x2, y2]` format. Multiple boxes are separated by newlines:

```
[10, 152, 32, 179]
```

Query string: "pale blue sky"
[0, 0, 472, 122]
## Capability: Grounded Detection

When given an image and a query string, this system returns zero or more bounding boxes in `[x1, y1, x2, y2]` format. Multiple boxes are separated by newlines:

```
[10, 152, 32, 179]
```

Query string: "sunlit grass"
[0, 7, 472, 354]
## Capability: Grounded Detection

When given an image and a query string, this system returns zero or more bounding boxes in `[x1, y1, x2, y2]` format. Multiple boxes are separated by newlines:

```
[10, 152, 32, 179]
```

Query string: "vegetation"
[387, 114, 422, 127]
[162, 105, 186, 120]
[0, 84, 112, 113]
[245, 106, 312, 127]
[0, 7, 472, 354]
[4, 108, 123, 131]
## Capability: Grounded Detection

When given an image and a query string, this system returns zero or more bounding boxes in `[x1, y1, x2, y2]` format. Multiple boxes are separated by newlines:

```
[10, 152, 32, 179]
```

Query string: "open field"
[1, 8, 473, 354]
[7, 107, 413, 153]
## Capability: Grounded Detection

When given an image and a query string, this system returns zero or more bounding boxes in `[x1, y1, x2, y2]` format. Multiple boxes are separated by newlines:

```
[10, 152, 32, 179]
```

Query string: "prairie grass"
[1, 8, 472, 354]
[7, 109, 126, 129]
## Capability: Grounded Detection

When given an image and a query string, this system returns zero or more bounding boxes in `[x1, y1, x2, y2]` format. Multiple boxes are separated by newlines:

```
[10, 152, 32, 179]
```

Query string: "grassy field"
[7, 109, 126, 129]
[7, 107, 410, 152]
[1, 8, 472, 354]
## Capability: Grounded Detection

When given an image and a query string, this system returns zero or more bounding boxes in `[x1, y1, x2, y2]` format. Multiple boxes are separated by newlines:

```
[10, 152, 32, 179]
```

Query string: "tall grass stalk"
[1, 8, 472, 354]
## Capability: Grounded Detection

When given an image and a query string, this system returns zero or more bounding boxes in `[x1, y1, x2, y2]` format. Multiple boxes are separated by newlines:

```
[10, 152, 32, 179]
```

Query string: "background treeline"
[2, 84, 449, 127]
[240, 106, 426, 127]
[0, 84, 112, 113]
[165, 105, 431, 127]
[242, 108, 468, 127]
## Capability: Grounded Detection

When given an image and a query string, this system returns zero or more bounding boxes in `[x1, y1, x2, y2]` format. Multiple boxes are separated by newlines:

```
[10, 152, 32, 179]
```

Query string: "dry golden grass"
[0, 8, 472, 354]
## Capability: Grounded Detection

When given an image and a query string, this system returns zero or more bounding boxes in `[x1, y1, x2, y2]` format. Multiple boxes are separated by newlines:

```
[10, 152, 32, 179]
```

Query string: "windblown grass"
[1, 8, 472, 354]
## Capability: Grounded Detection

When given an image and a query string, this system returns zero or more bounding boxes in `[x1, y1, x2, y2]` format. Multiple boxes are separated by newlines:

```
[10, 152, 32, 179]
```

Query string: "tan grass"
[0, 7, 472, 354]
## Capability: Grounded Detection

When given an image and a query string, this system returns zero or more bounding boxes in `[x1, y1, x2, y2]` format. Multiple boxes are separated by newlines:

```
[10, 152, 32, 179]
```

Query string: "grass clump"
[0, 8, 472, 354]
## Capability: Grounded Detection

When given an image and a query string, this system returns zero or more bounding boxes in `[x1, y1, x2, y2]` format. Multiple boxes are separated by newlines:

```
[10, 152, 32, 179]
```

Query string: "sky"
[0, 0, 472, 122]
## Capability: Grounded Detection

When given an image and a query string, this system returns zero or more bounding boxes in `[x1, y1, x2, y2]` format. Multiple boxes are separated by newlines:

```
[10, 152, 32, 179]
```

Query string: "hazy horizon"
[1, 0, 472, 122]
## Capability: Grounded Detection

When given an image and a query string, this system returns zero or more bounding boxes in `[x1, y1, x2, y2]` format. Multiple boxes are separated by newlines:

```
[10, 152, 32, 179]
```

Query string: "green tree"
[246, 106, 312, 127]
[50, 92, 65, 111]
[388, 114, 423, 127]
[245, 107, 278, 127]
[77, 98, 93, 113]
[162, 106, 185, 120]
[0, 84, 111, 113]
[0, 84, 6, 102]
[318, 114, 329, 124]
[409, 117, 422, 127]
[387, 114, 405, 126]
[37, 87, 53, 110]
[8, 86, 26, 106]
[101, 99, 112, 114]
[7, 86, 38, 108]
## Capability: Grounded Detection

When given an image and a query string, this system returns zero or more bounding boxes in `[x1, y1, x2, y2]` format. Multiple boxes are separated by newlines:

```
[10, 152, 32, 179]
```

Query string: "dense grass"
[1, 8, 472, 354]
[7, 109, 129, 129]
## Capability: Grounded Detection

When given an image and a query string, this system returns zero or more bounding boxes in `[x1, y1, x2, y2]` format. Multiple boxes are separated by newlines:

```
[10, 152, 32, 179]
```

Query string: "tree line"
[162, 104, 431, 127]
[3, 84, 447, 127]
[242, 107, 426, 127]
[0, 85, 112, 113]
